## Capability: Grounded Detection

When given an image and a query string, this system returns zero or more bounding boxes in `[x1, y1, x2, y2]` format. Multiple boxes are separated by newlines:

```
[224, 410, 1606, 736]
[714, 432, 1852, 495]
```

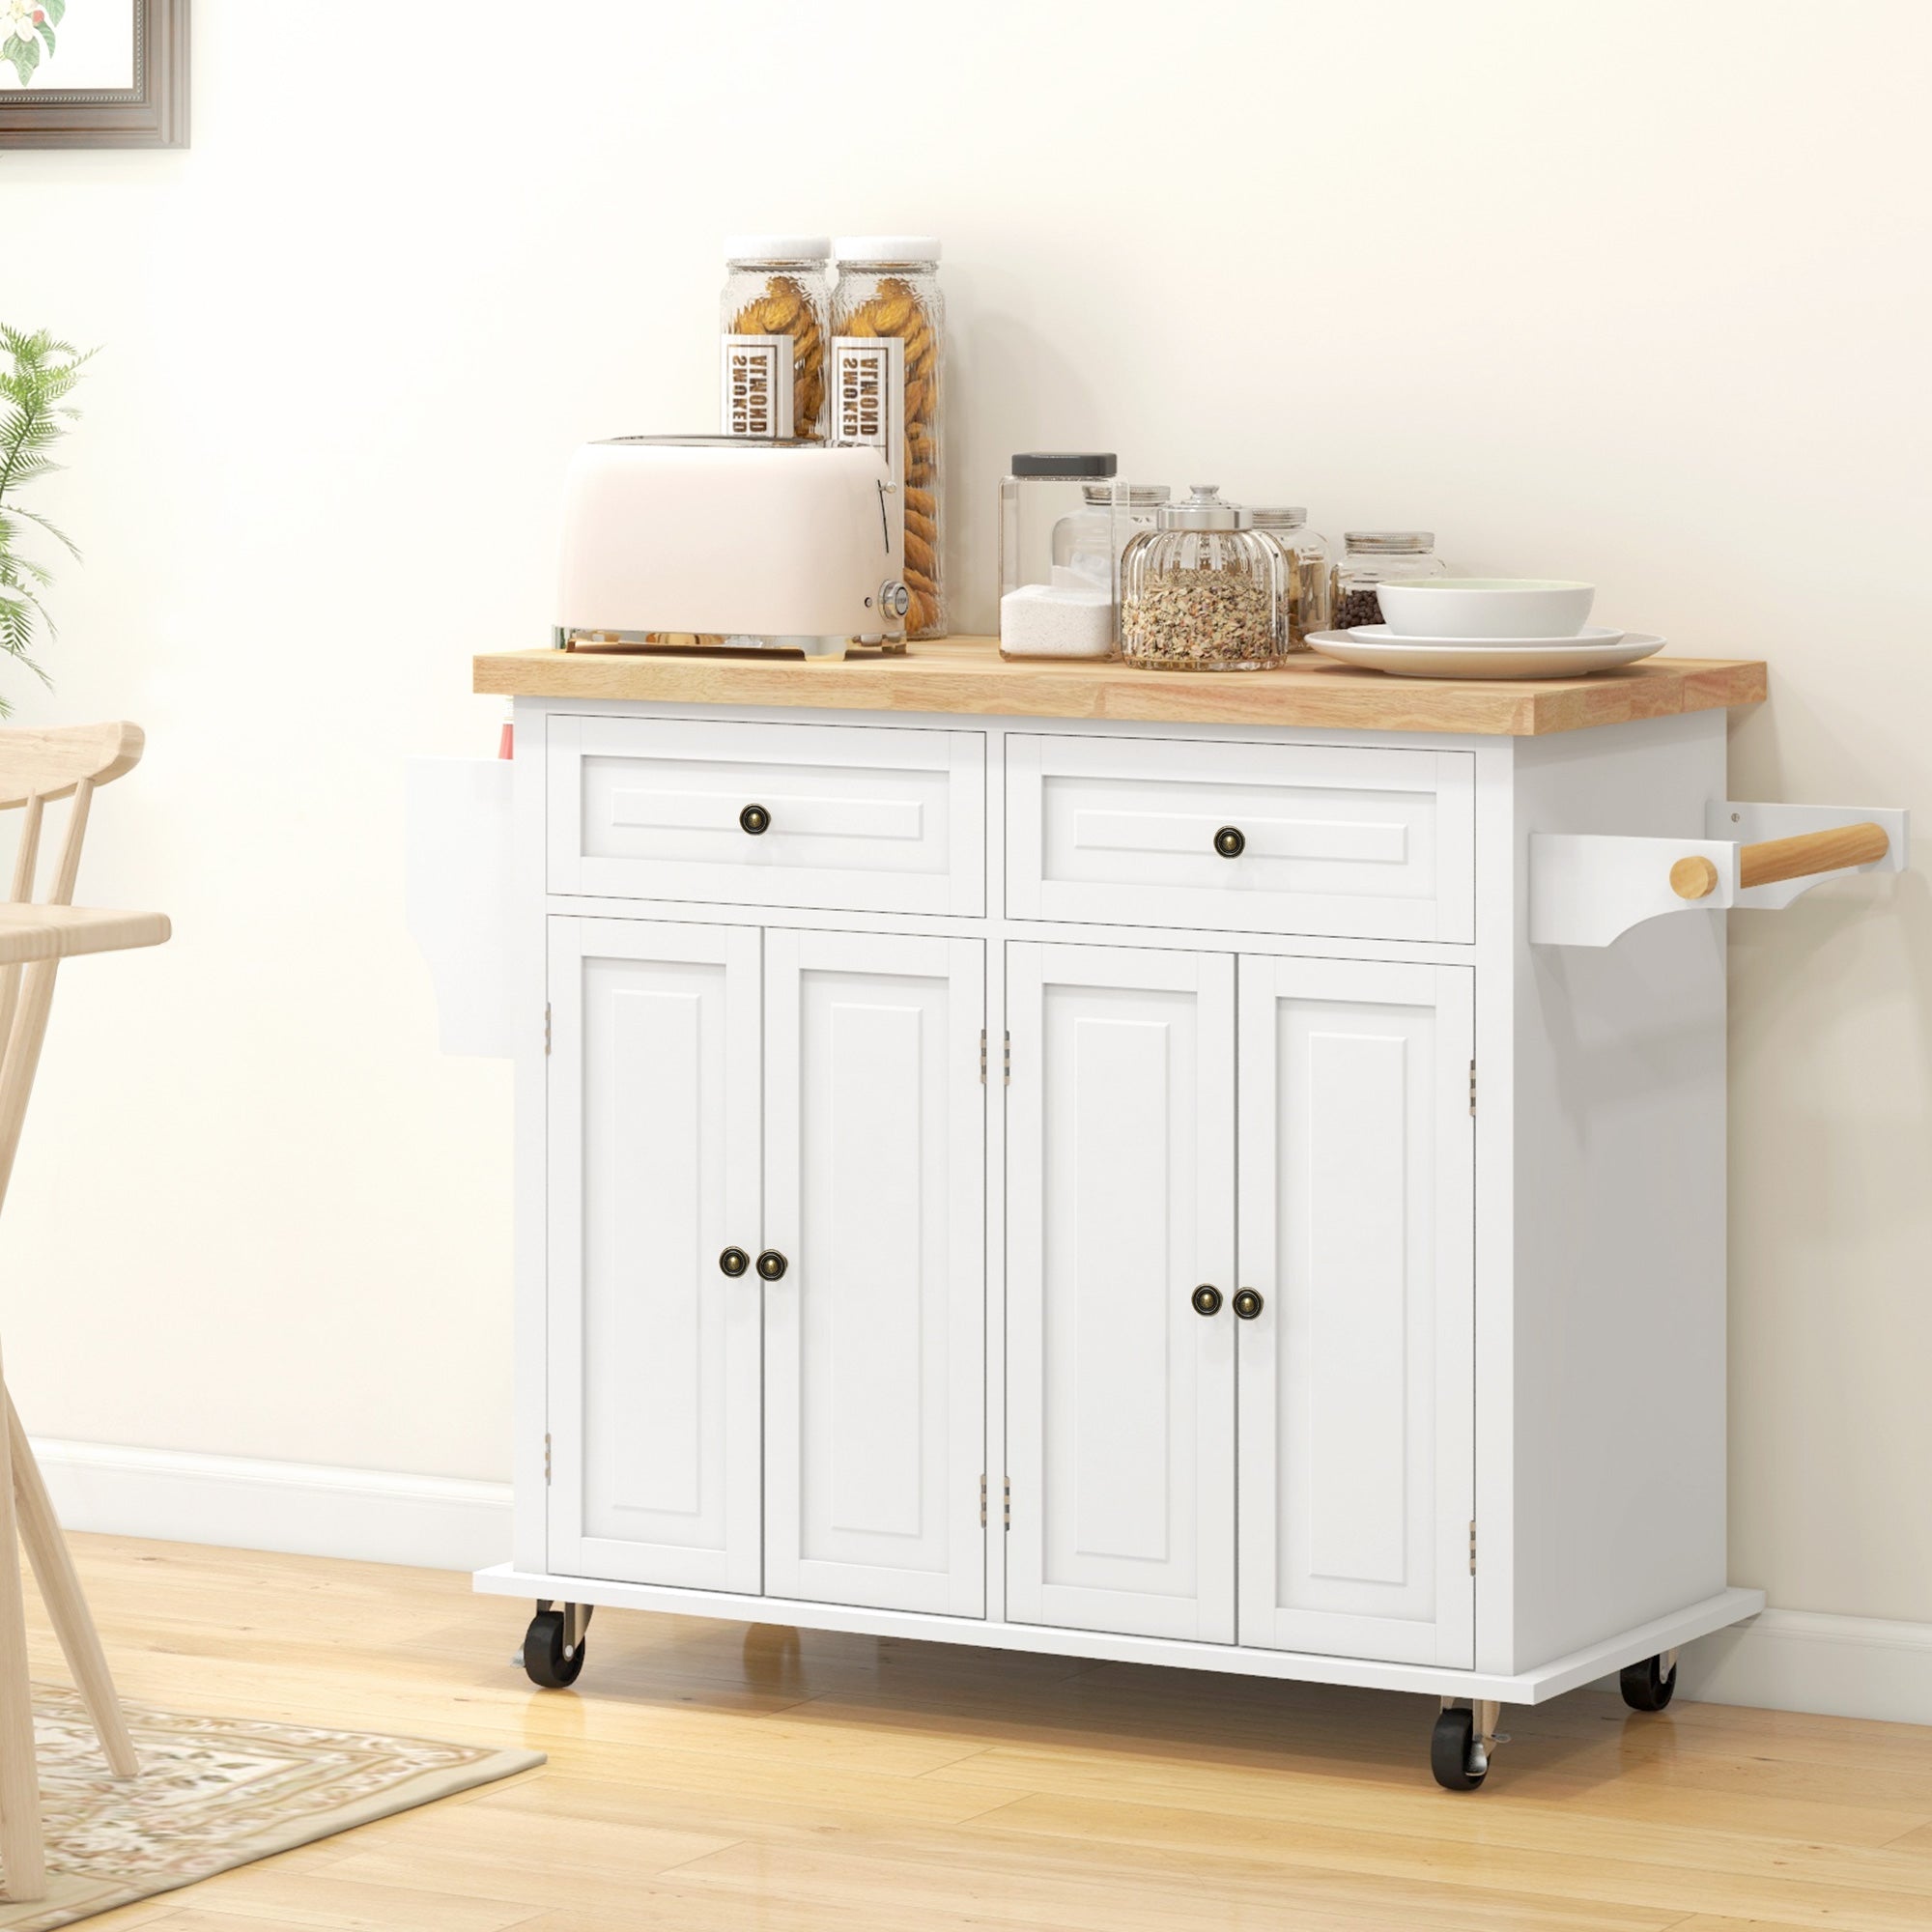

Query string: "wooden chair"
[0, 723, 169, 1900]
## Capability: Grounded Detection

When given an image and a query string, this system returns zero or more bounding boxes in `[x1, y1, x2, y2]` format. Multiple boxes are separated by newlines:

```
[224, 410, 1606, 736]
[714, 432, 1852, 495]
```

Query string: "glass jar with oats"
[832, 236, 945, 637]
[1120, 486, 1285, 670]
[1247, 507, 1330, 648]
[721, 235, 831, 440]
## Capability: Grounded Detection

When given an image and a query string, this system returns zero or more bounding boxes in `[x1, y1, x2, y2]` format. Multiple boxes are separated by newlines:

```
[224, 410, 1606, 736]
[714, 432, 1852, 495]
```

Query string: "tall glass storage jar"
[1120, 486, 1285, 670]
[1000, 454, 1120, 660]
[1329, 531, 1448, 629]
[1248, 507, 1330, 648]
[720, 235, 831, 440]
[833, 236, 946, 637]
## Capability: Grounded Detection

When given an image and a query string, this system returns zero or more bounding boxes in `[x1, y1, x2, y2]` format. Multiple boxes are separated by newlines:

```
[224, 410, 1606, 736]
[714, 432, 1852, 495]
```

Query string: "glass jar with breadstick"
[832, 237, 945, 637]
[720, 235, 831, 440]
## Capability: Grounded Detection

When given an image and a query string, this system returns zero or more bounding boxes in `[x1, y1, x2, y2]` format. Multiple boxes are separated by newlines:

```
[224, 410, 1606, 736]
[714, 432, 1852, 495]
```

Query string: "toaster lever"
[876, 478, 898, 553]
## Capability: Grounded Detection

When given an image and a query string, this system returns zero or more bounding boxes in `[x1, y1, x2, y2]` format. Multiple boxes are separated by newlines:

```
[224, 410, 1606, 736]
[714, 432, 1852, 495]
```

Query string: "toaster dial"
[874, 579, 911, 621]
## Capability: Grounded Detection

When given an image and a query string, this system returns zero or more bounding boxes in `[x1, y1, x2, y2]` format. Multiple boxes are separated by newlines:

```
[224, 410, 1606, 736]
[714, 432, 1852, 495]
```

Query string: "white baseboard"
[28, 1439, 1932, 1727]
[1670, 1607, 1932, 1727]
[33, 1437, 511, 1575]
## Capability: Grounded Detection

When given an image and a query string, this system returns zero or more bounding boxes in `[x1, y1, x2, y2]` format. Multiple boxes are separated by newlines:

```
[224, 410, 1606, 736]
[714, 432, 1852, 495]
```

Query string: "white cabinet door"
[547, 917, 763, 1592]
[762, 930, 985, 1616]
[1236, 955, 1474, 1666]
[1007, 943, 1236, 1642]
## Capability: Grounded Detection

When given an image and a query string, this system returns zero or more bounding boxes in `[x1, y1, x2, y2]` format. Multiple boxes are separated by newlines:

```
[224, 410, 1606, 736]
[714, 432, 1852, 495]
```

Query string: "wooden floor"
[16, 1536, 1927, 1931]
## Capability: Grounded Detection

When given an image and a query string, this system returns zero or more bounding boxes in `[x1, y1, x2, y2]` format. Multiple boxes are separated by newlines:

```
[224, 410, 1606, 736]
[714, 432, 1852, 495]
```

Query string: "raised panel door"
[762, 930, 985, 1615]
[1007, 942, 1236, 1642]
[546, 917, 763, 1591]
[1236, 954, 1474, 1666]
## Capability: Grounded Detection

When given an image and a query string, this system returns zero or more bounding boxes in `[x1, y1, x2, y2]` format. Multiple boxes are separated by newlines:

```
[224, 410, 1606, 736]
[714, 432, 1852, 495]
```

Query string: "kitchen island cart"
[464, 639, 1904, 1788]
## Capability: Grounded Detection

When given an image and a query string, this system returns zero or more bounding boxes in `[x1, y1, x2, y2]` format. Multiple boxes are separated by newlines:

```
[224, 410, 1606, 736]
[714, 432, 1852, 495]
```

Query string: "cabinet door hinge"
[1003, 1031, 1011, 1086]
[1468, 1519, 1477, 1575]
[544, 1433, 553, 1485]
[545, 1004, 553, 1056]
[979, 1029, 987, 1085]
[1467, 1058, 1476, 1118]
[1004, 1476, 1011, 1530]
[979, 1473, 987, 1527]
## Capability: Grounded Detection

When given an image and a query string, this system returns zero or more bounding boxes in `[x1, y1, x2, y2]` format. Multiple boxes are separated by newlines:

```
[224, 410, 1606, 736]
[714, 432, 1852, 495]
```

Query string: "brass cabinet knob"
[740, 804, 771, 836]
[1233, 1288, 1264, 1321]
[1190, 1284, 1223, 1317]
[755, 1249, 788, 1282]
[1213, 825, 1245, 859]
[718, 1247, 750, 1279]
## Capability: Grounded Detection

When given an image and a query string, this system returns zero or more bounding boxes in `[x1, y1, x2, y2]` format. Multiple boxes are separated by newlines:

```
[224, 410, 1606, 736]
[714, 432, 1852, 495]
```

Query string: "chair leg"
[8, 1396, 136, 1778]
[0, 1372, 43, 1899]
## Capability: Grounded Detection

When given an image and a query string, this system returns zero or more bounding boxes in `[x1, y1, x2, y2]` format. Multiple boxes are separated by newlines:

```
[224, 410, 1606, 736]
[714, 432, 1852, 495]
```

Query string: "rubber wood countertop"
[474, 637, 1768, 737]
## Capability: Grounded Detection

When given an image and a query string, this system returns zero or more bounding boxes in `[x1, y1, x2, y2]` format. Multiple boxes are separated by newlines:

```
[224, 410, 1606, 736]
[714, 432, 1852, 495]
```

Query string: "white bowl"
[1374, 578, 1596, 639]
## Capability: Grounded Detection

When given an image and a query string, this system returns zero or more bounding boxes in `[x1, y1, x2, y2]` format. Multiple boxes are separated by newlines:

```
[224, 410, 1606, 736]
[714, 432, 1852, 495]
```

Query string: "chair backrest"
[0, 723, 148, 1212]
[0, 723, 144, 910]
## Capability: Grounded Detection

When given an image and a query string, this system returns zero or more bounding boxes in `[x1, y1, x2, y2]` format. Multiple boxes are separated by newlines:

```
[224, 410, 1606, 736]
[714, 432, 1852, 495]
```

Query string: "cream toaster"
[556, 436, 909, 661]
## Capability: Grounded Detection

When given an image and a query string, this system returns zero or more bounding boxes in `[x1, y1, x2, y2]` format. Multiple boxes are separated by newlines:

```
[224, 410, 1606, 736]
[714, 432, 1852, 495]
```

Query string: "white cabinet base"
[474, 1561, 1764, 1708]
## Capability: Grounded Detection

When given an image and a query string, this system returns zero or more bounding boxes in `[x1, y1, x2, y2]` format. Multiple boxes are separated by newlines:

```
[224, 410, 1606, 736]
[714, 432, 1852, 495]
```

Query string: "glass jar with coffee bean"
[1329, 531, 1447, 629]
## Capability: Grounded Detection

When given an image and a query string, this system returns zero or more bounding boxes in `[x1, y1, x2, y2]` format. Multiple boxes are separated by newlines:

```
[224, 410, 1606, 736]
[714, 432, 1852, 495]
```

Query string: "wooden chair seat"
[0, 905, 170, 966]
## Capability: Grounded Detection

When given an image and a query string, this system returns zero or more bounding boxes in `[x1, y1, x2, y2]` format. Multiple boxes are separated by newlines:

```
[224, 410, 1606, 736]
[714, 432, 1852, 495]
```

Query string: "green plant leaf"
[36, 20, 54, 56]
[43, 0, 64, 22]
[2, 32, 39, 84]
[0, 322, 95, 706]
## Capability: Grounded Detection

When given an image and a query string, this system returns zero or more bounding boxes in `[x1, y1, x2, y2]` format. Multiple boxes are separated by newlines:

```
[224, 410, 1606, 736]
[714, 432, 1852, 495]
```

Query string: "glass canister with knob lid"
[1329, 531, 1448, 630]
[1248, 507, 1330, 648]
[1120, 485, 1285, 670]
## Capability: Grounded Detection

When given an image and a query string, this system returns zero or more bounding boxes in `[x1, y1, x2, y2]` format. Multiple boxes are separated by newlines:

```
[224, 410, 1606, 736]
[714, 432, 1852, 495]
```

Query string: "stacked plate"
[1306, 579, 1663, 679]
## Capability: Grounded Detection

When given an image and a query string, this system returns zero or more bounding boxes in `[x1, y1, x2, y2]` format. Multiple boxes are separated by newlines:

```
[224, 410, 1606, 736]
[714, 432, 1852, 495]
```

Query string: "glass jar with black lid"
[1000, 453, 1122, 660]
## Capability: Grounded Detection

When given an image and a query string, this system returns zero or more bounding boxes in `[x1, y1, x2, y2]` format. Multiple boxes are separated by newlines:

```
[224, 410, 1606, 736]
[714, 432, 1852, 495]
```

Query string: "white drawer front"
[550, 716, 985, 915]
[1007, 734, 1473, 941]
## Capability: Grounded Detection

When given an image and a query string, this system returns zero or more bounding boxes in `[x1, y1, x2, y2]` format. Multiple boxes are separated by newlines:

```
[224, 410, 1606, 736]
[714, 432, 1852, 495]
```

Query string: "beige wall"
[5, 1, 1927, 1622]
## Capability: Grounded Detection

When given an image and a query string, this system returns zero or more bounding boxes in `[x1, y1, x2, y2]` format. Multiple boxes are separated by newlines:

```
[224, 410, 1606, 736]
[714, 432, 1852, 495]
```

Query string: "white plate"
[1340, 623, 1628, 650]
[1304, 632, 1666, 680]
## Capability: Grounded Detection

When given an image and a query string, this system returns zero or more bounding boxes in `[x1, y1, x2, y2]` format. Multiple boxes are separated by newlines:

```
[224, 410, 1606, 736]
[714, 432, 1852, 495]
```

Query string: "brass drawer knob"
[1213, 825, 1245, 859]
[740, 804, 771, 836]
[755, 1249, 788, 1282]
[1233, 1288, 1264, 1321]
[1191, 1284, 1223, 1317]
[718, 1247, 751, 1279]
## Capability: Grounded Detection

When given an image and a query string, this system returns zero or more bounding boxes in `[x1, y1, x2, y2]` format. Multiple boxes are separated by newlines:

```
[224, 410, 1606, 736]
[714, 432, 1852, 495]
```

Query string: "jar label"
[829, 335, 904, 484]
[720, 334, 795, 439]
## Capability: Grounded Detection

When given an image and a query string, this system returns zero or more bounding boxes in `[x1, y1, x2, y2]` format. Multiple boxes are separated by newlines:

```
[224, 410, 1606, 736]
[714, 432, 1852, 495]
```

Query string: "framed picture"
[0, 0, 187, 148]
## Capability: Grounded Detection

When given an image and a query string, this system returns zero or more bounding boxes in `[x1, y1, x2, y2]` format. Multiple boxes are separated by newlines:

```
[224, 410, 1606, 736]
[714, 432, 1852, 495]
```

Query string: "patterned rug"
[0, 1684, 542, 1929]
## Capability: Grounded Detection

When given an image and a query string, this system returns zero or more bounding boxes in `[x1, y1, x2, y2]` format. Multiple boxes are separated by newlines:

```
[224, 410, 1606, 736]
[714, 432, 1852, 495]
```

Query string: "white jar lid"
[833, 235, 942, 263]
[724, 234, 832, 262]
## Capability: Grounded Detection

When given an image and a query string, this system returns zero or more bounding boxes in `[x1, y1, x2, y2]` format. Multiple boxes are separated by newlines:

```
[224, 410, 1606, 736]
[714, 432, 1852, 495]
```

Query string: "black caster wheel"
[522, 1607, 586, 1689]
[1431, 1706, 1489, 1790]
[1619, 1653, 1677, 1712]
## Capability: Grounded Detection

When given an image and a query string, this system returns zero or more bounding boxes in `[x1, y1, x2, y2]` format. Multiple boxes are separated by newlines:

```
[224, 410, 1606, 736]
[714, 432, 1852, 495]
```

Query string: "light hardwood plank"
[22, 1536, 1932, 1932]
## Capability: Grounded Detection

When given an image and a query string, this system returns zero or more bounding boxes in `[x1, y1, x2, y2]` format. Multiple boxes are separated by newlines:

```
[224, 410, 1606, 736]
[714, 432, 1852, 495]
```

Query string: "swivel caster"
[1431, 1699, 1504, 1790]
[1619, 1649, 1678, 1712]
[520, 1601, 591, 1689]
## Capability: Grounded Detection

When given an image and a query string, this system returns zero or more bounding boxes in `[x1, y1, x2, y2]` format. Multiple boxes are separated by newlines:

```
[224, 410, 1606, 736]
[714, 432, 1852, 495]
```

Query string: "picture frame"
[0, 0, 188, 149]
